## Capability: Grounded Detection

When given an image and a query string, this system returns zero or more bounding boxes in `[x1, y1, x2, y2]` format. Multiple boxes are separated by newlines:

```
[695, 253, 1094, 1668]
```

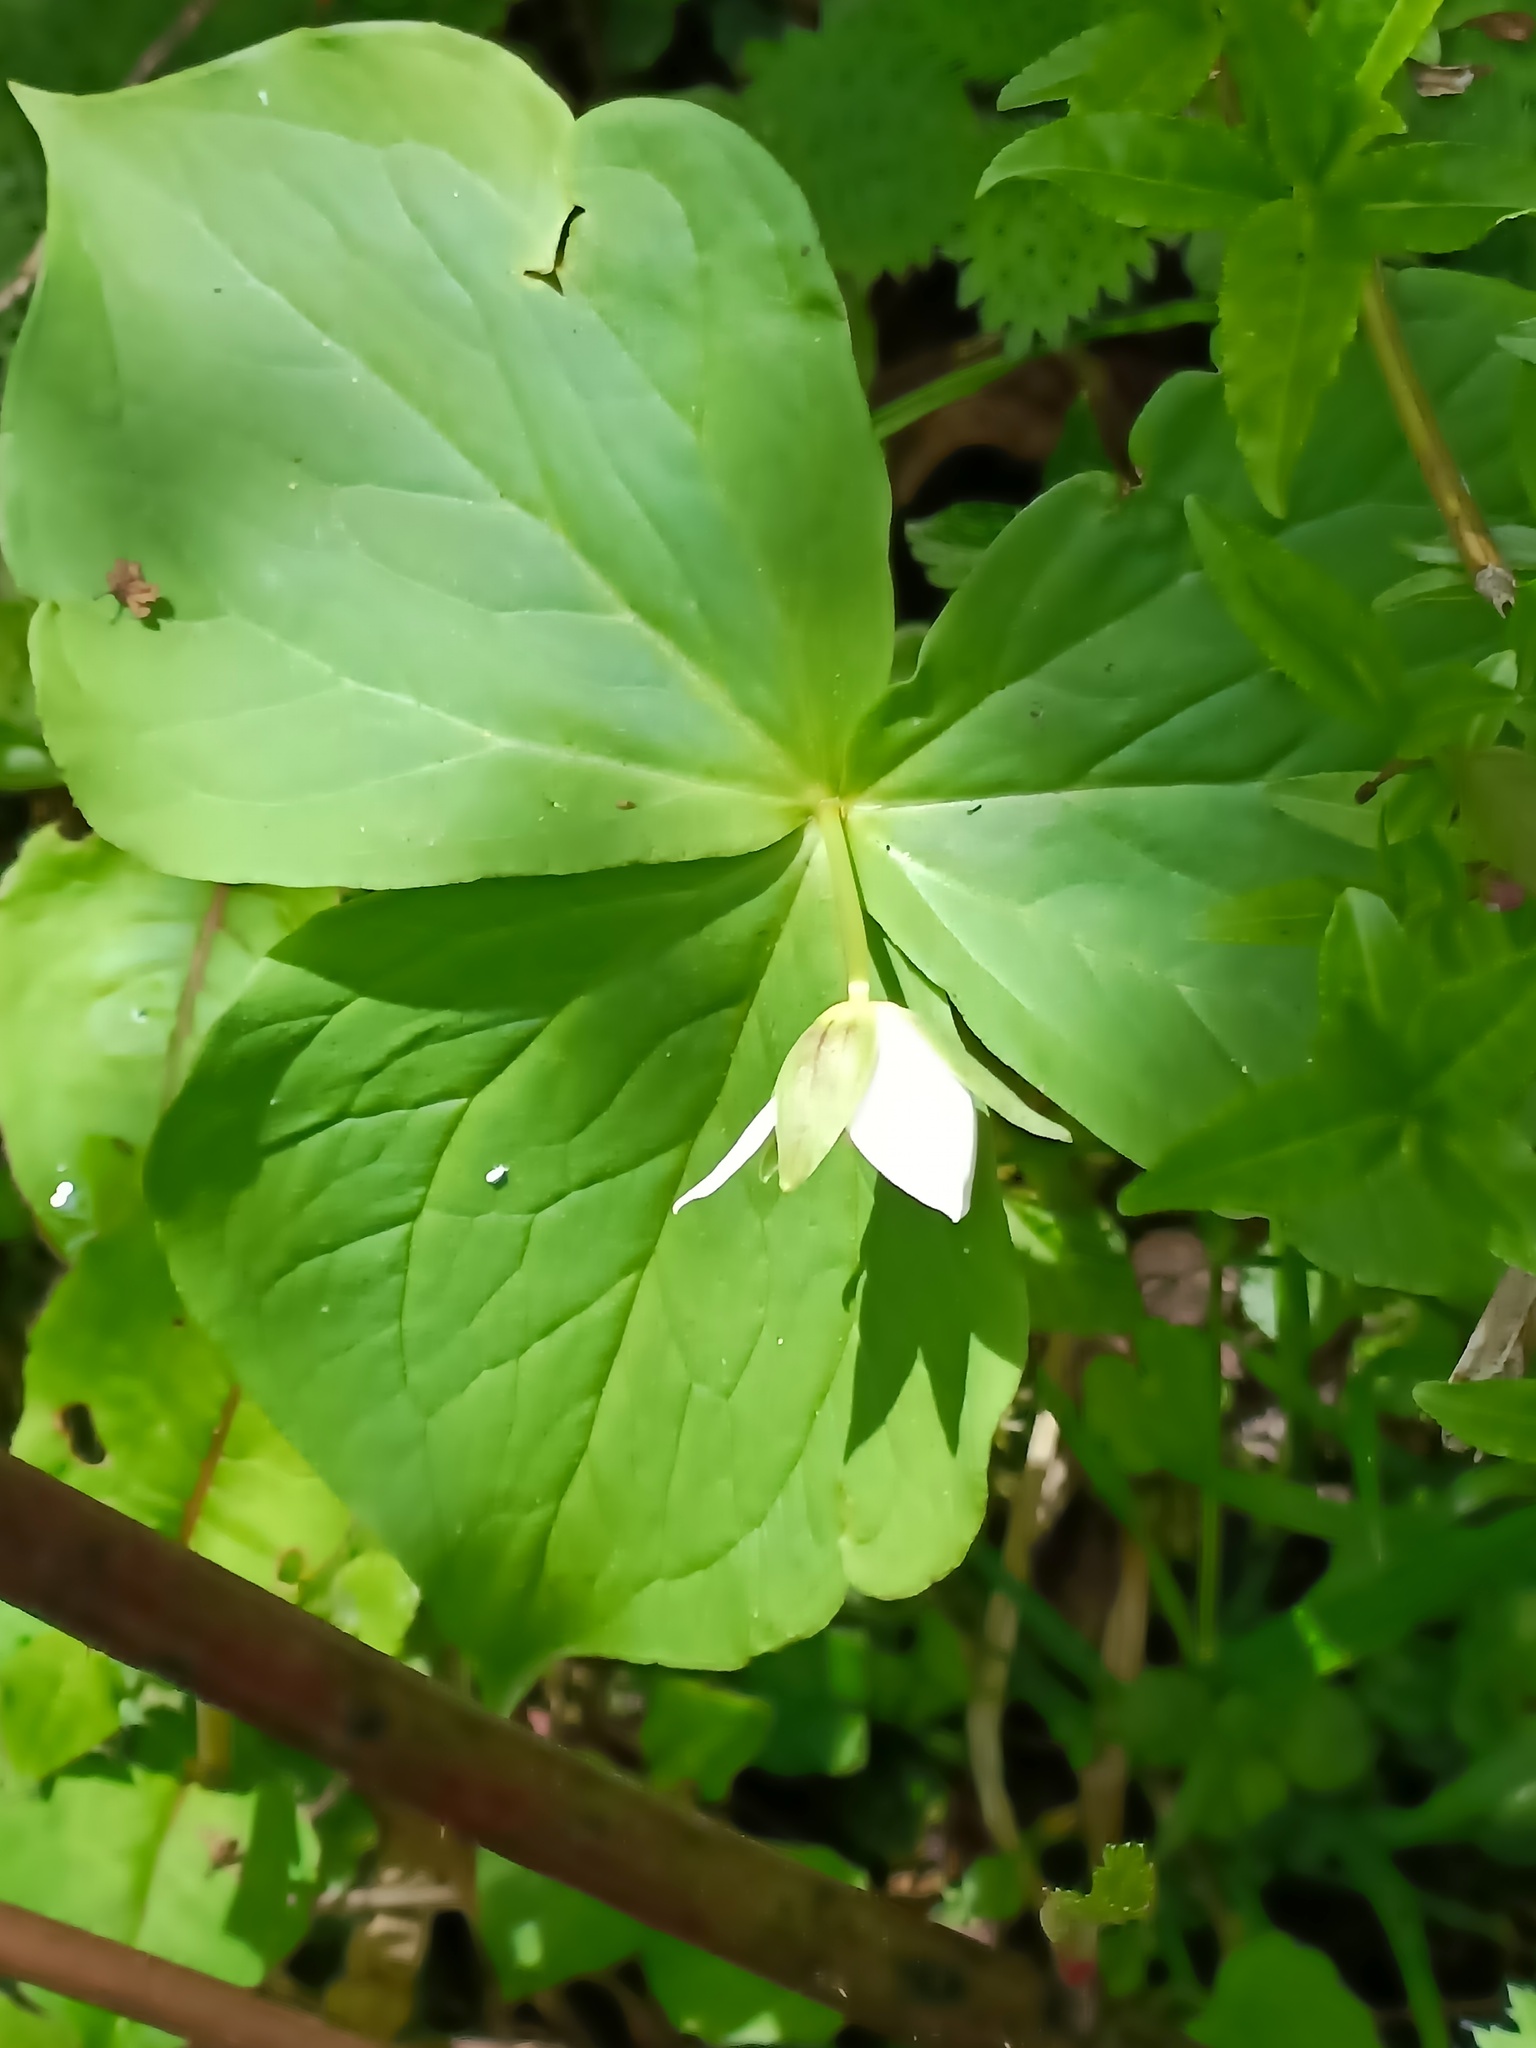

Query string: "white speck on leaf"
[49, 1180, 74, 1210]
[486, 1165, 509, 1188]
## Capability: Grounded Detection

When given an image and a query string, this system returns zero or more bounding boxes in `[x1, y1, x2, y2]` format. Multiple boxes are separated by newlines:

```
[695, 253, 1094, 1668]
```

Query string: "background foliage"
[4, 3, 1536, 2048]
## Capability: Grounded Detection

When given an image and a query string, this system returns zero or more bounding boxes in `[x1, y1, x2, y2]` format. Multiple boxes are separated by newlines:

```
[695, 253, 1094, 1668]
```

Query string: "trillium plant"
[4, 0, 1536, 1696]
[15, 0, 1536, 2037]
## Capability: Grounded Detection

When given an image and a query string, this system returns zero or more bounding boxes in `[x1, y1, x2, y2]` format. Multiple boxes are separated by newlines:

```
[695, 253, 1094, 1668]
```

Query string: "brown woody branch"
[0, 1899, 377, 2048]
[0, 1454, 1063, 2048]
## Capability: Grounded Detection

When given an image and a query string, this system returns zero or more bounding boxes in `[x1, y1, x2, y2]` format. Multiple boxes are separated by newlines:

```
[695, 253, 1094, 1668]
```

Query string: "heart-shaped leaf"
[3, 26, 890, 887]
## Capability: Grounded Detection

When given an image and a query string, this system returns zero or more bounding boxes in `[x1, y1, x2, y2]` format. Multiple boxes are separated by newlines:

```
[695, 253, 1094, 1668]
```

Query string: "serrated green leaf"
[1185, 495, 1401, 729]
[5, 27, 890, 887]
[1218, 197, 1371, 517]
[949, 175, 1153, 351]
[1473, 1986, 1536, 2047]
[149, 840, 1026, 1682]
[0, 827, 327, 1253]
[1332, 141, 1536, 252]
[1040, 1842, 1156, 1947]
[1189, 1932, 1380, 2048]
[998, 28, 1114, 110]
[1000, 4, 1220, 117]
[981, 113, 1282, 231]
[1219, 0, 1336, 182]
[1416, 1374, 1536, 1458]
[736, 8, 989, 283]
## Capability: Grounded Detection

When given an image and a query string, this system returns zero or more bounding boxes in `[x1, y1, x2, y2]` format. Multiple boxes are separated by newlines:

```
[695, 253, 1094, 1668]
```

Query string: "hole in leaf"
[524, 205, 585, 294]
[59, 1402, 106, 1465]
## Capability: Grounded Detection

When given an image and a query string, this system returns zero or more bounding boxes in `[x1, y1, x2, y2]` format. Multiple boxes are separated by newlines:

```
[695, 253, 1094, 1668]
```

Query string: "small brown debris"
[107, 559, 159, 619]
[615, 799, 636, 810]
[1482, 871, 1527, 913]
[1412, 60, 1485, 93]
[1132, 1227, 1210, 1327]
[1469, 10, 1533, 38]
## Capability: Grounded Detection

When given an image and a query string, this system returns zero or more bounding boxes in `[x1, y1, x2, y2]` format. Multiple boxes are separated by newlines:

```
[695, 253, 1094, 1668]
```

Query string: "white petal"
[672, 1099, 777, 1214]
[849, 1004, 977, 1221]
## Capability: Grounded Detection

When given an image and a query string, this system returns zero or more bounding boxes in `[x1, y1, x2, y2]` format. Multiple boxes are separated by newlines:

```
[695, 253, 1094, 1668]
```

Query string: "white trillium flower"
[673, 998, 978, 1223]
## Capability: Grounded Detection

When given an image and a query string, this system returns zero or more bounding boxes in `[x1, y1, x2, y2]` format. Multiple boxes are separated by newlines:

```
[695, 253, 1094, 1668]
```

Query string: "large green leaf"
[1333, 141, 1536, 254]
[980, 113, 1282, 232]
[149, 837, 1027, 1682]
[842, 269, 1529, 1172]
[0, 1772, 287, 2048]
[2, 25, 890, 887]
[0, 826, 326, 1252]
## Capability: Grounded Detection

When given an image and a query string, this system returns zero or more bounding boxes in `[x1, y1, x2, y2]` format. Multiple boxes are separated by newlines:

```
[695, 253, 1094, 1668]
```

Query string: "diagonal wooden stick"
[0, 1454, 1062, 2048]
[0, 1901, 376, 2048]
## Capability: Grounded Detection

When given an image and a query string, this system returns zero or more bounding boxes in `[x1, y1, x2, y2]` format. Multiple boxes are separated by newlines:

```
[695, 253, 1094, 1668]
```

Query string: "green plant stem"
[1345, 1392, 1386, 1559]
[1340, 1841, 1450, 2048]
[816, 800, 871, 999]
[1197, 1492, 1221, 1662]
[871, 299, 1217, 442]
[1360, 263, 1515, 613]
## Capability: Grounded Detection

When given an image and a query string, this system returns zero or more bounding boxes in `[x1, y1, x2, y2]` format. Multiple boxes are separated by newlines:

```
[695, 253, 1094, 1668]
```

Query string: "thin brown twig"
[0, 242, 41, 318]
[1075, 1533, 1149, 1861]
[1360, 263, 1516, 612]
[967, 1335, 1075, 1861]
[124, 0, 224, 86]
[162, 881, 231, 1110]
[0, 1899, 379, 2048]
[175, 1382, 241, 1547]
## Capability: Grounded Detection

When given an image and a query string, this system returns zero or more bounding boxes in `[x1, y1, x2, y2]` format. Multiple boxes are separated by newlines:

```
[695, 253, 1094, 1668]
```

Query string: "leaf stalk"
[1360, 264, 1516, 612]
[816, 800, 871, 1001]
